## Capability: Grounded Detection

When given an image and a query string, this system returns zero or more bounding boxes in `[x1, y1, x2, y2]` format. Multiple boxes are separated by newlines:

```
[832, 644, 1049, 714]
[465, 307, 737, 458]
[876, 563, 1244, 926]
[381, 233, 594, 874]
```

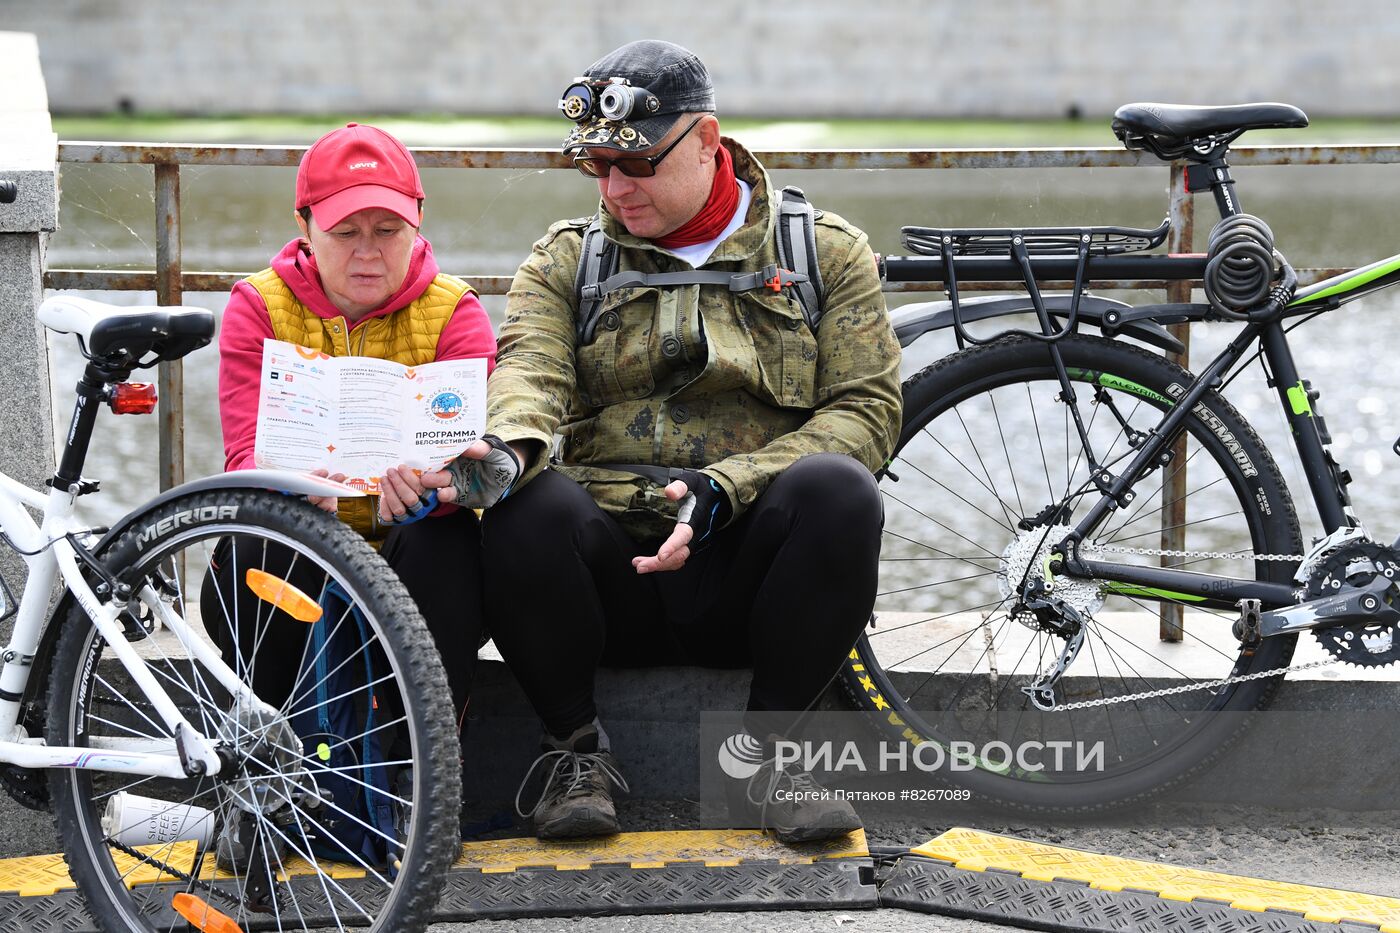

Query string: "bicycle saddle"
[1113, 102, 1308, 157]
[38, 295, 215, 363]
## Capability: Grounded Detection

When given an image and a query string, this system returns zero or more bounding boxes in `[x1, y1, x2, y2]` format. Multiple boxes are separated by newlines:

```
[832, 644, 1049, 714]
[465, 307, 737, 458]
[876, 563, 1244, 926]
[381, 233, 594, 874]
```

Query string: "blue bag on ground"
[290, 580, 396, 865]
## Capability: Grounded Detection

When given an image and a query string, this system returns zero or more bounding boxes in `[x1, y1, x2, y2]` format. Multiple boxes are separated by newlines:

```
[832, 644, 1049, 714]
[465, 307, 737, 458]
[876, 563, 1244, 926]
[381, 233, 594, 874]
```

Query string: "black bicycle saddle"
[1113, 102, 1308, 158]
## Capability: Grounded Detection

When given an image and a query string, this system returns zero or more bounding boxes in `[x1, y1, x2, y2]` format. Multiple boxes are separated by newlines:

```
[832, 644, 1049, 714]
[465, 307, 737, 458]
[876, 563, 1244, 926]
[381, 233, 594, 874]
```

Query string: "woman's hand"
[378, 464, 437, 525]
[306, 468, 347, 513]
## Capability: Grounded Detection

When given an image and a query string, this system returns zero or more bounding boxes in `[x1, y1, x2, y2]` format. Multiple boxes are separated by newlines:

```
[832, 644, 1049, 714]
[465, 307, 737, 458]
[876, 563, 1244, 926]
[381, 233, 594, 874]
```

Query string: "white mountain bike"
[0, 287, 459, 930]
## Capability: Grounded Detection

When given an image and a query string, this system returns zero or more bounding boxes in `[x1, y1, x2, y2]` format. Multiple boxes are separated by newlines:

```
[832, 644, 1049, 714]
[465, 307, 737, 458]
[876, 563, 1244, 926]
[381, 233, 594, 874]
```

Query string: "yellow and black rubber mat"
[0, 829, 876, 929]
[885, 827, 1400, 933]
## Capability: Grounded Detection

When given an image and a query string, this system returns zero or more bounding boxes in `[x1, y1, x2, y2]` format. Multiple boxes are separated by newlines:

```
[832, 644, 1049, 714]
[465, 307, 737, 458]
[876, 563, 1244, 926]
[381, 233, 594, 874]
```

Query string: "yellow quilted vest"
[246, 267, 475, 542]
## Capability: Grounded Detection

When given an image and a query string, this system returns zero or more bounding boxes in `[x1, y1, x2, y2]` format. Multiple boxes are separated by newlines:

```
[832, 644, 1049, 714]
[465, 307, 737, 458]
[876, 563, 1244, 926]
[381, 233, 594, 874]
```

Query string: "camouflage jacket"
[486, 138, 902, 541]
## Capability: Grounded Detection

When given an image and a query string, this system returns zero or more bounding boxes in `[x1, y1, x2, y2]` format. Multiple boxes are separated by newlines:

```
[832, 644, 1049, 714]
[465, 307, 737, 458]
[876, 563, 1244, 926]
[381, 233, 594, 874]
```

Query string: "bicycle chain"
[1039, 543, 1326, 709]
[105, 835, 244, 909]
[1095, 543, 1305, 562]
[1043, 656, 1336, 710]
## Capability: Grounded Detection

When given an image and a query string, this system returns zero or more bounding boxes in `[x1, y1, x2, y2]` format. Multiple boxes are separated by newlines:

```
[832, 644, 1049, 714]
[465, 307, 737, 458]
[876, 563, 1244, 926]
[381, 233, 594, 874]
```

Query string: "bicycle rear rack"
[901, 218, 1171, 348]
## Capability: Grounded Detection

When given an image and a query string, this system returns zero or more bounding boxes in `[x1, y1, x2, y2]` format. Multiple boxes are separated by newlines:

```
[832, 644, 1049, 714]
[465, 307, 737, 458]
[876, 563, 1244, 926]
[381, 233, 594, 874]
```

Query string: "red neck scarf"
[654, 144, 740, 249]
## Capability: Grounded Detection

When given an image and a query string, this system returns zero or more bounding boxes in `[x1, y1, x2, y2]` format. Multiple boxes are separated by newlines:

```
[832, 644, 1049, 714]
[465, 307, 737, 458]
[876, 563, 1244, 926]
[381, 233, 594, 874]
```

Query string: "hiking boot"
[514, 720, 629, 839]
[725, 746, 863, 844]
[390, 767, 413, 871]
[215, 809, 287, 873]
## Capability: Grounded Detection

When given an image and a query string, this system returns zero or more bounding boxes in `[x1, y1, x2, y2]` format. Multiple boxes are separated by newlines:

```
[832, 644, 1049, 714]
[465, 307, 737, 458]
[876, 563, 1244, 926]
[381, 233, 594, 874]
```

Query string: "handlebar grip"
[0, 181, 16, 204]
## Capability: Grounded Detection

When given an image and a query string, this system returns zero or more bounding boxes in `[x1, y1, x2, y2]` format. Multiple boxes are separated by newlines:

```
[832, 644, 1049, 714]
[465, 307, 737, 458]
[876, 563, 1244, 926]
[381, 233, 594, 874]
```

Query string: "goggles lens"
[559, 84, 594, 122]
[598, 84, 636, 122]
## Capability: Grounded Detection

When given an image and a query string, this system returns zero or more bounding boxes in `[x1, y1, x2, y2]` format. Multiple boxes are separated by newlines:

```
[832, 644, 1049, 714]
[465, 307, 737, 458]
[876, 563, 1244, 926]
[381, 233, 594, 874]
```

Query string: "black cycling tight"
[481, 453, 883, 740]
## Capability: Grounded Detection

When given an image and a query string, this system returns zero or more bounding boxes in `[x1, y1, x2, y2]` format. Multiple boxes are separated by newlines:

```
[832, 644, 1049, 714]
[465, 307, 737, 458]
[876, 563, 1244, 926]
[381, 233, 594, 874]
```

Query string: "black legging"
[481, 453, 882, 740]
[200, 508, 485, 746]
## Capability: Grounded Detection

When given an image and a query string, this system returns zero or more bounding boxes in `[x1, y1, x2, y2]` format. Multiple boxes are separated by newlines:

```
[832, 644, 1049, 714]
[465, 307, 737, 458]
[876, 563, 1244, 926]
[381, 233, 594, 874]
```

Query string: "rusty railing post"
[1160, 162, 1195, 642]
[154, 161, 183, 492]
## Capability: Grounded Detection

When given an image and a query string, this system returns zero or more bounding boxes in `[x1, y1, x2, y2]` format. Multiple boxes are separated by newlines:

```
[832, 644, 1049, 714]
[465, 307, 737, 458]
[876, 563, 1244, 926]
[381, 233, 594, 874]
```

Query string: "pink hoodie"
[219, 235, 496, 471]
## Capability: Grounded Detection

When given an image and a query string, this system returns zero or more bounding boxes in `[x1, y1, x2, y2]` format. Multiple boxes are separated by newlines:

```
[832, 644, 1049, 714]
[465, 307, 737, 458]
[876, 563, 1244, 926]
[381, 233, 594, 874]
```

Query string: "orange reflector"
[244, 569, 323, 623]
[172, 893, 244, 933]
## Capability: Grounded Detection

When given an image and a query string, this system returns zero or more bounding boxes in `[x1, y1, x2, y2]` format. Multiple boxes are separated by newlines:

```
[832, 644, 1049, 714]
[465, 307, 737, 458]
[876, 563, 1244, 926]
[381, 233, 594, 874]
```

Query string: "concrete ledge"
[463, 655, 1400, 810]
[0, 30, 58, 861]
[0, 169, 57, 233]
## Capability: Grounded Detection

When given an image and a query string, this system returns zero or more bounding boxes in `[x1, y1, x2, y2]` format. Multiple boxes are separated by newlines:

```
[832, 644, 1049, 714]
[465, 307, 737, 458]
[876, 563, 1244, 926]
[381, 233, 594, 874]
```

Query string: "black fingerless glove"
[445, 434, 521, 509]
[672, 470, 732, 549]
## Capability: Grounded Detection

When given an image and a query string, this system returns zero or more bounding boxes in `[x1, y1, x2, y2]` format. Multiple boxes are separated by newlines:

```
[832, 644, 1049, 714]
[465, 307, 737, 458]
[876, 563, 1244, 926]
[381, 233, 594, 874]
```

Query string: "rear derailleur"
[1012, 577, 1088, 711]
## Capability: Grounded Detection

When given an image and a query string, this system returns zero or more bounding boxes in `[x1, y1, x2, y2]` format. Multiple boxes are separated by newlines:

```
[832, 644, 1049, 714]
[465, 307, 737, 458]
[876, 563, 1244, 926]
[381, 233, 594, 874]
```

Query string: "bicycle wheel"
[843, 333, 1303, 810]
[47, 489, 460, 932]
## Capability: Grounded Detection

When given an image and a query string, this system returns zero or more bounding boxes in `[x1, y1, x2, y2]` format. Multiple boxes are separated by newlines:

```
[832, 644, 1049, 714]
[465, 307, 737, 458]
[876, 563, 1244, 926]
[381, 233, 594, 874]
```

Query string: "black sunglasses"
[572, 117, 703, 179]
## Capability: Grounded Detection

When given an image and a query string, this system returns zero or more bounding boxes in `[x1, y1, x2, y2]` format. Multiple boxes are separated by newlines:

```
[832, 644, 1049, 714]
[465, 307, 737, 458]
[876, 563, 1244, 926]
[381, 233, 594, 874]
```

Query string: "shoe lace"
[513, 748, 630, 819]
[745, 757, 823, 828]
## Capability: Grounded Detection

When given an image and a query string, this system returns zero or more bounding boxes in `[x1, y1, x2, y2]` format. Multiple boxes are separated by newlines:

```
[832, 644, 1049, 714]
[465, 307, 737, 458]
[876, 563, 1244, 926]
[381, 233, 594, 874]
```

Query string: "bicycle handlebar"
[0, 181, 16, 204]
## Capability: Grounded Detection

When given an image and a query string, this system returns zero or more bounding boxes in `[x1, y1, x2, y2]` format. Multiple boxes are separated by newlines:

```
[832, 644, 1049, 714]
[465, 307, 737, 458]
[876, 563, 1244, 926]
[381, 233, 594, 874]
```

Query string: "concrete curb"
[464, 657, 1400, 810]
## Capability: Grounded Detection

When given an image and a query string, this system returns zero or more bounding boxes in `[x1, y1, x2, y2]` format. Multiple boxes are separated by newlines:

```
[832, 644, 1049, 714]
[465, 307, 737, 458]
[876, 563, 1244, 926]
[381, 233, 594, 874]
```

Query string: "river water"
[42, 158, 1400, 554]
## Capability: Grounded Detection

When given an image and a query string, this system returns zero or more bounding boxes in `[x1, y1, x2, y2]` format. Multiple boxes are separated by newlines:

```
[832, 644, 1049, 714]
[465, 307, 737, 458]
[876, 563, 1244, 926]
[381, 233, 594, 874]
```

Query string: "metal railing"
[45, 141, 1400, 640]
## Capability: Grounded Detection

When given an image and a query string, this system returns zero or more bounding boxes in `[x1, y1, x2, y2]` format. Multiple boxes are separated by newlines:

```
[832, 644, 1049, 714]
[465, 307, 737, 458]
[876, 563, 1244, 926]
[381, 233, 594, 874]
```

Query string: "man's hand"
[632, 470, 731, 574]
[306, 468, 347, 514]
[441, 434, 523, 509]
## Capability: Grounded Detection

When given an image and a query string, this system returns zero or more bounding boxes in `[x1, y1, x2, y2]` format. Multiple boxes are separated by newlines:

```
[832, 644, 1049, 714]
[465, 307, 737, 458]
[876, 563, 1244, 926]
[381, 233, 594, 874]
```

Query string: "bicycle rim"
[47, 490, 458, 932]
[855, 335, 1300, 808]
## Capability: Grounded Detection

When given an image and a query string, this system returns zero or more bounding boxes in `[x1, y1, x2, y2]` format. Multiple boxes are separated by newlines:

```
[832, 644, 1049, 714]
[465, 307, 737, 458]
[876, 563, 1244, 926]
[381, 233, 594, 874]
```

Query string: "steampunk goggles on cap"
[559, 77, 663, 124]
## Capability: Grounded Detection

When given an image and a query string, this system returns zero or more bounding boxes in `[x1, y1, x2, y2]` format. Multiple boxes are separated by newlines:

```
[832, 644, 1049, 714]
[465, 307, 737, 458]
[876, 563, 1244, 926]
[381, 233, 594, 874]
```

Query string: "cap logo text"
[348, 160, 378, 170]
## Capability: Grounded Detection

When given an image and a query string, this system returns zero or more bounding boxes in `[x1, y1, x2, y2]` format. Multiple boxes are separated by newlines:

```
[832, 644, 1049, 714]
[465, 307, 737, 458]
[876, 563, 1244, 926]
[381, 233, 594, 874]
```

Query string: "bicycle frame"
[883, 144, 1400, 615]
[1045, 168, 1400, 610]
[1058, 309, 1346, 610]
[0, 469, 248, 778]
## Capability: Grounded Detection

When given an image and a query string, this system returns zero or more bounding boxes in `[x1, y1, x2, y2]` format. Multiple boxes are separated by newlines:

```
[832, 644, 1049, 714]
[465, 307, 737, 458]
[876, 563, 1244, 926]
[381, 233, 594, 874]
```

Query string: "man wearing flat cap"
[425, 39, 902, 842]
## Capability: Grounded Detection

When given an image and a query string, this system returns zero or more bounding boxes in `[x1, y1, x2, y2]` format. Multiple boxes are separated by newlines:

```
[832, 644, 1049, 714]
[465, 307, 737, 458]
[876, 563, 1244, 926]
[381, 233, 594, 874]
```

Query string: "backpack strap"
[776, 186, 825, 332]
[574, 214, 620, 345]
[573, 186, 826, 343]
[585, 265, 809, 299]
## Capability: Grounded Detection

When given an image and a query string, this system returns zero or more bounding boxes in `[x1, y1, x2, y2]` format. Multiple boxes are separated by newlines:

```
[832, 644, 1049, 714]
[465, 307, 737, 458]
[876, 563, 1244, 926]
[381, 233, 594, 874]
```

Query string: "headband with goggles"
[559, 77, 663, 124]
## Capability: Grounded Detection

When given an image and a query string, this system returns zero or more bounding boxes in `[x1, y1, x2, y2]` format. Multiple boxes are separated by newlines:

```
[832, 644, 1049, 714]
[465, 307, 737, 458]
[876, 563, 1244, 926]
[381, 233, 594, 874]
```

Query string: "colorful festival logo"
[428, 390, 464, 421]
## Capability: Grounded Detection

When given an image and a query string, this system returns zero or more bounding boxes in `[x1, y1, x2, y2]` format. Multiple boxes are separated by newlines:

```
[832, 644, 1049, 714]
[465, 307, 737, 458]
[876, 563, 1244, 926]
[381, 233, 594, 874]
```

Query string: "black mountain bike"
[841, 102, 1400, 811]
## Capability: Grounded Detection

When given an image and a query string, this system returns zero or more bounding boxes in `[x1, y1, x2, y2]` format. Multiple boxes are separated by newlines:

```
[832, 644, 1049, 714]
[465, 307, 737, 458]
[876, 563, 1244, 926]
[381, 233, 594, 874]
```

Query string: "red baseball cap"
[295, 123, 424, 229]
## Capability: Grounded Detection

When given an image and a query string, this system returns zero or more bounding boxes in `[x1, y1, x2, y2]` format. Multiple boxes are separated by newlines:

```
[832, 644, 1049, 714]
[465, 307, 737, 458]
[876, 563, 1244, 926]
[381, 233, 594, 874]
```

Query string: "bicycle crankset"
[1306, 540, 1400, 667]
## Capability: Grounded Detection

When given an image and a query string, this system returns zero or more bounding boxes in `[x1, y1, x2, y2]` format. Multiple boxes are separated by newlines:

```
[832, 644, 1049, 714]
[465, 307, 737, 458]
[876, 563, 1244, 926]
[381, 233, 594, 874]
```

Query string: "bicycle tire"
[46, 489, 460, 933]
[842, 334, 1303, 811]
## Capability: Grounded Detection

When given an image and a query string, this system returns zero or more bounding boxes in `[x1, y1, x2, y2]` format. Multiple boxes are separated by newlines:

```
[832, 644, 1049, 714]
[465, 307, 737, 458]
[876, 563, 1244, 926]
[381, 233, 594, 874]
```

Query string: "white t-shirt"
[667, 178, 753, 269]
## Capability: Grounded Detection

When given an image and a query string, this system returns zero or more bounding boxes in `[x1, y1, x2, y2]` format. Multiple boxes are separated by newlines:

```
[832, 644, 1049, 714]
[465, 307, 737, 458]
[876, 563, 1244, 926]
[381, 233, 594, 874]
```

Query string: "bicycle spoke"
[865, 344, 1290, 806]
[955, 406, 1021, 530]
[989, 392, 1028, 522]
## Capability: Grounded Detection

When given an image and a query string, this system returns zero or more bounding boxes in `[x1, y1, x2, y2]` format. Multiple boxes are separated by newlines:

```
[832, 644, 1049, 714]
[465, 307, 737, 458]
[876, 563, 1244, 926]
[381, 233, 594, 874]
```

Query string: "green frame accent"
[1286, 380, 1313, 416]
[1290, 255, 1400, 307]
[1065, 368, 1174, 406]
[1104, 582, 1208, 603]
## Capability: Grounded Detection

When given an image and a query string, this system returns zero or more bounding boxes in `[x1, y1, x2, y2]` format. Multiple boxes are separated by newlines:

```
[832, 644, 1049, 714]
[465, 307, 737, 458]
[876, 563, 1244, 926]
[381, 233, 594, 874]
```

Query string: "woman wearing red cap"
[210, 123, 494, 804]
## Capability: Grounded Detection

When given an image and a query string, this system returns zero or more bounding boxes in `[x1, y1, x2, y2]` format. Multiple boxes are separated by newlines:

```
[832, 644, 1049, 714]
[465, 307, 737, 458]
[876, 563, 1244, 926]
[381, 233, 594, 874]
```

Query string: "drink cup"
[101, 791, 215, 848]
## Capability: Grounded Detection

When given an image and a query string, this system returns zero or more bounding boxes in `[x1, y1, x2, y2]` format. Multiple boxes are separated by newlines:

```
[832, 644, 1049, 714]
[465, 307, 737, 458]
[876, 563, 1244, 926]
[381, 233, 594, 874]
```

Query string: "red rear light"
[110, 382, 158, 415]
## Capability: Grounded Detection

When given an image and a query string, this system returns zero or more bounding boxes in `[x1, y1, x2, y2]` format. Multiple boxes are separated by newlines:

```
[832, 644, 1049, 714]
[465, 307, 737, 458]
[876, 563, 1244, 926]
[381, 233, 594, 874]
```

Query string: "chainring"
[1308, 540, 1400, 667]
